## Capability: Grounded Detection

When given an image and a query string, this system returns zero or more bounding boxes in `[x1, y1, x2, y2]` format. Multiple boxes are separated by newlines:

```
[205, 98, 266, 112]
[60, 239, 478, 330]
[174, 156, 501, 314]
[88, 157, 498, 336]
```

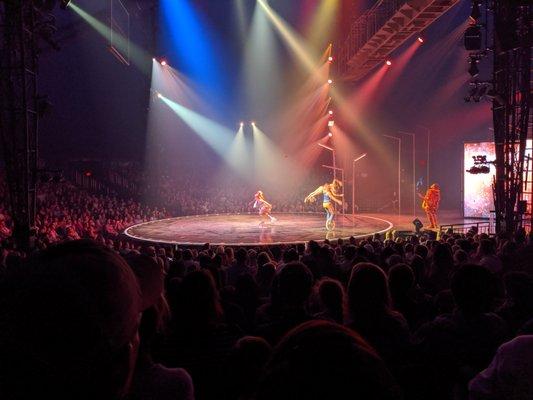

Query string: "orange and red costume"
[421, 184, 441, 229]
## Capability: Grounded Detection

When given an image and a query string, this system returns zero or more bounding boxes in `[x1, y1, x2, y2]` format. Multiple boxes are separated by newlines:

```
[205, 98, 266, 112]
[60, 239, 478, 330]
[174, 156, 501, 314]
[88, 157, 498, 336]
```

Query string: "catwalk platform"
[124, 213, 393, 246]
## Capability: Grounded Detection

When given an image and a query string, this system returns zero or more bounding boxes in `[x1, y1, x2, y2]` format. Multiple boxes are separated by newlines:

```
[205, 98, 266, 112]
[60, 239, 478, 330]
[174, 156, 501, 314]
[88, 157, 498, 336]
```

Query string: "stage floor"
[124, 211, 481, 246]
[124, 213, 393, 246]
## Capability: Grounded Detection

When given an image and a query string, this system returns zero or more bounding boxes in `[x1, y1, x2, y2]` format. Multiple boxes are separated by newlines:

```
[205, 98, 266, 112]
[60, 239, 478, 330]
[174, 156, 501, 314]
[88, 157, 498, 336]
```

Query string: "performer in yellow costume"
[304, 179, 343, 231]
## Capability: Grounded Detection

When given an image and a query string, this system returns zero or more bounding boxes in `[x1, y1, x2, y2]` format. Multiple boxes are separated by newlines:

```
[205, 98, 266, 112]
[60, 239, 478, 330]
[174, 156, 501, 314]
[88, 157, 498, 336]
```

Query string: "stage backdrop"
[464, 141, 533, 218]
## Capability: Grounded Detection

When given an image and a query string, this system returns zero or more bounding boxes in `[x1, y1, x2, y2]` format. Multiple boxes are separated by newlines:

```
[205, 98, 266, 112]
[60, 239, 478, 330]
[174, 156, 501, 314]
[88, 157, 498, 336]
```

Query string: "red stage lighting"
[328, 110, 333, 115]
[328, 56, 333, 62]
[327, 79, 333, 84]
[161, 60, 167, 66]
[386, 60, 392, 66]
[417, 36, 424, 43]
[328, 132, 333, 137]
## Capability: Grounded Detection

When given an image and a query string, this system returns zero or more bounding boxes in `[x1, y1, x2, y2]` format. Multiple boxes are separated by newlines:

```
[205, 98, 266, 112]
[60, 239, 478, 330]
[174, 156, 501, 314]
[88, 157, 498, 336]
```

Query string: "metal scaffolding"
[0, 0, 40, 250]
[337, 0, 460, 81]
[491, 0, 532, 233]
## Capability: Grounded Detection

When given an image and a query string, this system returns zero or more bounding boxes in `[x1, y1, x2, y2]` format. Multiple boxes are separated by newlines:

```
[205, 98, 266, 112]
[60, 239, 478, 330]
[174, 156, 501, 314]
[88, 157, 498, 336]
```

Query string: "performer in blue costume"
[304, 179, 343, 231]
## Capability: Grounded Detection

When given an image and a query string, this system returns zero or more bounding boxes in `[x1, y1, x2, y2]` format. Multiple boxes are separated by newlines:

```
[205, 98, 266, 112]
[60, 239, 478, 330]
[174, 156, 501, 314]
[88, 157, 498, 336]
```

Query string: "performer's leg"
[425, 210, 432, 228]
[329, 207, 335, 230]
[259, 210, 266, 226]
[325, 203, 335, 230]
[429, 211, 438, 229]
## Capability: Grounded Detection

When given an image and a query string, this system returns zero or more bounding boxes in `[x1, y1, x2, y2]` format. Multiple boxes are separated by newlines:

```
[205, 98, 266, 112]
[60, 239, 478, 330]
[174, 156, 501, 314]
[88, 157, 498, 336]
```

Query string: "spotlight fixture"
[468, 57, 479, 77]
[251, 121, 256, 126]
[328, 56, 333, 62]
[60, 0, 71, 9]
[464, 26, 482, 50]
[470, 1, 481, 20]
[328, 132, 333, 138]
[417, 36, 424, 43]
[156, 92, 162, 99]
[240, 122, 244, 127]
[327, 79, 333, 84]
[328, 120, 335, 127]
[328, 110, 333, 115]
[161, 60, 167, 66]
[386, 60, 392, 66]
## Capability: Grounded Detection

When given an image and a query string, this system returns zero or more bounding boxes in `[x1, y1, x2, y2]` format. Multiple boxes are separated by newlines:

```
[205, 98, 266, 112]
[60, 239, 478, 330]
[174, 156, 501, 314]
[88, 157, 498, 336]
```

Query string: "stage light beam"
[69, 2, 151, 73]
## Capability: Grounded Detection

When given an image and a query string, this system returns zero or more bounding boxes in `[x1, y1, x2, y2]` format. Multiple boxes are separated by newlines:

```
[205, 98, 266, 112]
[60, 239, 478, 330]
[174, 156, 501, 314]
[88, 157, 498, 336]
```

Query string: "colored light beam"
[160, 0, 223, 96]
[228, 124, 252, 174]
[257, 0, 319, 73]
[234, 0, 248, 40]
[306, 0, 339, 50]
[255, 0, 391, 167]
[158, 95, 248, 175]
[381, 39, 421, 87]
[69, 2, 151, 73]
[152, 60, 206, 111]
[252, 125, 304, 193]
[243, 0, 282, 117]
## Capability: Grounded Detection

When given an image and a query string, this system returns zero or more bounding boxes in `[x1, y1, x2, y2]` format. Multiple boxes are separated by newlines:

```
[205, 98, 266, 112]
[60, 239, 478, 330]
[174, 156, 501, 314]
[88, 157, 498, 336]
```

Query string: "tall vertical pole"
[333, 149, 337, 181]
[352, 160, 355, 217]
[398, 138, 402, 217]
[399, 131, 416, 217]
[351, 153, 367, 218]
[383, 135, 401, 216]
[418, 125, 430, 187]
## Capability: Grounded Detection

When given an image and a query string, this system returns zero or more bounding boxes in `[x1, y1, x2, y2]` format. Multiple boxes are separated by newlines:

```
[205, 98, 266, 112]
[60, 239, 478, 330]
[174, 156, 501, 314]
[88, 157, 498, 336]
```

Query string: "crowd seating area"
[0, 178, 533, 400]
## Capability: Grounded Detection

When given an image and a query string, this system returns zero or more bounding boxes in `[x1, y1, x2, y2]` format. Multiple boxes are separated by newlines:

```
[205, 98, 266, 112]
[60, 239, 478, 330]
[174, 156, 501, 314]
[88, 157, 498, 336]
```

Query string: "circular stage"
[124, 213, 393, 246]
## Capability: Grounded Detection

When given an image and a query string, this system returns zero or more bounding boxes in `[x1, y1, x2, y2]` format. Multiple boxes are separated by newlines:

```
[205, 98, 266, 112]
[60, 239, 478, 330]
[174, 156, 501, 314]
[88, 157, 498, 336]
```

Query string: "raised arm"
[305, 186, 323, 203]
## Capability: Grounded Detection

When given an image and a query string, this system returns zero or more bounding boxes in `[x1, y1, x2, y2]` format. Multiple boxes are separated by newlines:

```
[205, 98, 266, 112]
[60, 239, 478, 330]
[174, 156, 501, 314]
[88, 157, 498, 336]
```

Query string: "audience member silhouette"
[0, 240, 142, 400]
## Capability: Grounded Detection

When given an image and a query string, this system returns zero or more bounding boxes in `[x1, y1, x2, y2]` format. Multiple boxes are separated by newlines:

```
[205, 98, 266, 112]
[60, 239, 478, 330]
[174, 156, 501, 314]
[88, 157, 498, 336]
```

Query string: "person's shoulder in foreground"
[0, 239, 142, 400]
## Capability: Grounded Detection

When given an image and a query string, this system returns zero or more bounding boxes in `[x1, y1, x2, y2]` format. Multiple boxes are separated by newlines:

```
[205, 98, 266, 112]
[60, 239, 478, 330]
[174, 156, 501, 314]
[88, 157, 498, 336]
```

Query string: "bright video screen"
[464, 142, 495, 218]
[464, 140, 532, 218]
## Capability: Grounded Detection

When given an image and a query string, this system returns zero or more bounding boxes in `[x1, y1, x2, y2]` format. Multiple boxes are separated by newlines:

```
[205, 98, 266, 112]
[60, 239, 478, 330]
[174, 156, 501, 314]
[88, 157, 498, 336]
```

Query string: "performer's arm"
[305, 186, 323, 203]
[330, 193, 343, 206]
[325, 187, 343, 205]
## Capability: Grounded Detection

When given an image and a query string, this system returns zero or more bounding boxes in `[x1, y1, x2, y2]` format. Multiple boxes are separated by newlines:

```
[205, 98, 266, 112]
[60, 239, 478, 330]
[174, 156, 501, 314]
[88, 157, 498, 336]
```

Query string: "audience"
[254, 320, 402, 400]
[1, 175, 533, 400]
[0, 240, 142, 399]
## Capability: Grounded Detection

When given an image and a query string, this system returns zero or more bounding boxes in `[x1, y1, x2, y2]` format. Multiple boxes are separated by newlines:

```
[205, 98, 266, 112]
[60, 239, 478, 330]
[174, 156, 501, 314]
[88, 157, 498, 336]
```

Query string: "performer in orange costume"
[418, 183, 441, 229]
